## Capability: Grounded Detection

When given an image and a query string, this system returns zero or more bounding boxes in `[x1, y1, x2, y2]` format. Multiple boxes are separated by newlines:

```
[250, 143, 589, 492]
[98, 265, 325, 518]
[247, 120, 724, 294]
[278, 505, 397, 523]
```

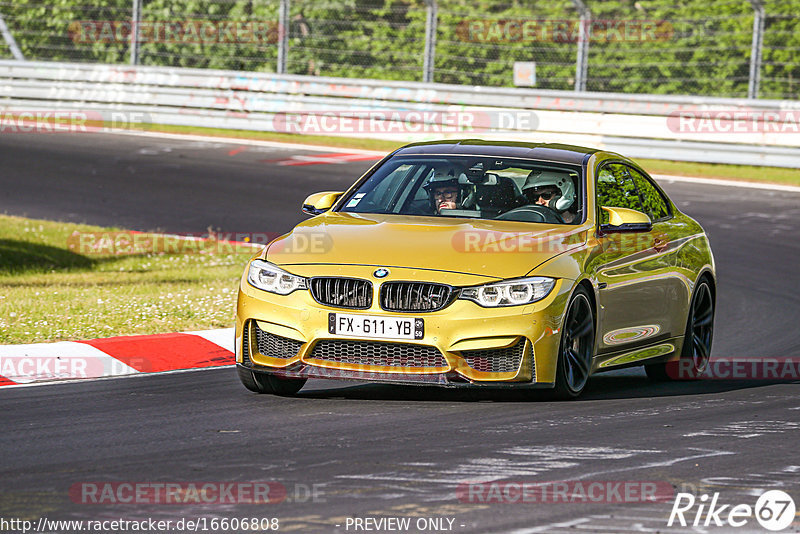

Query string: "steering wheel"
[495, 204, 565, 224]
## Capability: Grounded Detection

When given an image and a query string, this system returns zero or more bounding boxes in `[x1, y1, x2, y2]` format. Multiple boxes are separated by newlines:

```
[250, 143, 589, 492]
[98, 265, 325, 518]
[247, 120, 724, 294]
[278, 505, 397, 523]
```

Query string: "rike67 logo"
[668, 490, 796, 531]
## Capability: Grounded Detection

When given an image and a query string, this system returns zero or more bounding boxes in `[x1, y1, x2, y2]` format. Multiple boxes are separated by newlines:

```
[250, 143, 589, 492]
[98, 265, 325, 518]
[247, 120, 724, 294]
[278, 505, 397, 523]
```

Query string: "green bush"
[1, 0, 797, 98]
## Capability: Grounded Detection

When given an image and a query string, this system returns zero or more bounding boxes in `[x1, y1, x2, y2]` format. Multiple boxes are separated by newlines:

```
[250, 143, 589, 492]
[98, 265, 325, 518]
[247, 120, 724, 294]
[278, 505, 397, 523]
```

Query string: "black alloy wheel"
[551, 287, 595, 399]
[646, 278, 714, 381]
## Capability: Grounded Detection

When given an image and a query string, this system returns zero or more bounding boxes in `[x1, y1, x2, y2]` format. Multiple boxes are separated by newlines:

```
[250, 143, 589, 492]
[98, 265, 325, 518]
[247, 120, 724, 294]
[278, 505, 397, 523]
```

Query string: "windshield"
[339, 155, 583, 224]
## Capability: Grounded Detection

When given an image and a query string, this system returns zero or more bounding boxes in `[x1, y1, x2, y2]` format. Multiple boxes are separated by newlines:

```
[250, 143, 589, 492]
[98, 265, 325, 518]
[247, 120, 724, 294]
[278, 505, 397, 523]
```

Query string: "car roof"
[392, 139, 600, 165]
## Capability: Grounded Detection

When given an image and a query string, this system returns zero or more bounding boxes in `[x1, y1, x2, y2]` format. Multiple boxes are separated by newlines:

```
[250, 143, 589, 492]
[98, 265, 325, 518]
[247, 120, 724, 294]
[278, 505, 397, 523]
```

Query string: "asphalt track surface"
[1, 132, 799, 533]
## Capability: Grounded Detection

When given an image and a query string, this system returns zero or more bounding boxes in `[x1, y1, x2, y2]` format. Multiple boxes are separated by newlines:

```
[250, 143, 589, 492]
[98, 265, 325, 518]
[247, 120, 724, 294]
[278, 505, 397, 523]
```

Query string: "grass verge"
[0, 215, 254, 344]
[138, 123, 800, 186]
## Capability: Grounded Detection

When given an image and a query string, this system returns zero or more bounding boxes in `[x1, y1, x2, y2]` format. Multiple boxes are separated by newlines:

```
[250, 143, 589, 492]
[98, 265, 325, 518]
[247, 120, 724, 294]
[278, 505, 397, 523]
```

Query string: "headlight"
[247, 259, 307, 295]
[459, 277, 556, 307]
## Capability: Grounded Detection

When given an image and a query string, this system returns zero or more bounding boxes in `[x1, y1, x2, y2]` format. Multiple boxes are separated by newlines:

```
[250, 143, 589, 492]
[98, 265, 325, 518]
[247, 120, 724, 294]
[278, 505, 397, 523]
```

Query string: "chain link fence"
[435, 0, 578, 89]
[286, 1, 426, 79]
[0, 0, 798, 99]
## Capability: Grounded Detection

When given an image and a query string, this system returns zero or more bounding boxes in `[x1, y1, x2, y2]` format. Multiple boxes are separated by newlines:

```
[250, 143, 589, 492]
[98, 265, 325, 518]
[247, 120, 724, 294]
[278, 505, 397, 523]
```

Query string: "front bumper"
[235, 266, 572, 387]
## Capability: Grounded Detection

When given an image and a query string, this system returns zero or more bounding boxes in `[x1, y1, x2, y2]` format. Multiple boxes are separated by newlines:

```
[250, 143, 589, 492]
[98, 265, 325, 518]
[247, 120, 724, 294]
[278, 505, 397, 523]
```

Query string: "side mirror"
[302, 191, 343, 216]
[599, 207, 652, 233]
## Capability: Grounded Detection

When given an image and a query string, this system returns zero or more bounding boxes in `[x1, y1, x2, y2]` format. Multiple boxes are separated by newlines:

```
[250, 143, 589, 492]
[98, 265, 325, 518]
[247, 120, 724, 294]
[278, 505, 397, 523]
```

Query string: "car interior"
[341, 156, 583, 224]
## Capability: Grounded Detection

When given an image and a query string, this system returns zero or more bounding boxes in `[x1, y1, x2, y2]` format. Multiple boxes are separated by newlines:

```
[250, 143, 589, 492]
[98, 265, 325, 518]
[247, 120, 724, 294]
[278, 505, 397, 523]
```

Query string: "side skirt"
[591, 336, 684, 373]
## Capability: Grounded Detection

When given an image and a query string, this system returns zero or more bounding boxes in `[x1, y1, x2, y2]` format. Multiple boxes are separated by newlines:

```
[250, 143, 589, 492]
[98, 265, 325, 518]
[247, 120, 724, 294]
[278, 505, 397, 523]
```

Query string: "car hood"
[266, 212, 588, 280]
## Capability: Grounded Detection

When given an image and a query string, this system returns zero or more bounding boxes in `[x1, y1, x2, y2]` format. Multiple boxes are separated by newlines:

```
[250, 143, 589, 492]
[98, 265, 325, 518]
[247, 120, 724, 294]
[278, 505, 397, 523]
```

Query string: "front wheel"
[645, 278, 714, 381]
[238, 366, 307, 395]
[550, 287, 595, 400]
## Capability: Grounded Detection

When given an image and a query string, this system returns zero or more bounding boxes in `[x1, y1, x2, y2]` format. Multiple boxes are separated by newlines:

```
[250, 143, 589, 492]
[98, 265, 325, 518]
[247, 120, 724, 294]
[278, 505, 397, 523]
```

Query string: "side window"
[627, 167, 671, 222]
[596, 163, 643, 224]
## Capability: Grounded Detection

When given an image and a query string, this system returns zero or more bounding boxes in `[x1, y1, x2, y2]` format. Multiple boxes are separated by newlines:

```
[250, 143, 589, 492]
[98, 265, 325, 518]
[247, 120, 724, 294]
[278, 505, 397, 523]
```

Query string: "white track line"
[111, 129, 799, 192]
[112, 129, 388, 156]
[653, 173, 800, 193]
[0, 364, 233, 390]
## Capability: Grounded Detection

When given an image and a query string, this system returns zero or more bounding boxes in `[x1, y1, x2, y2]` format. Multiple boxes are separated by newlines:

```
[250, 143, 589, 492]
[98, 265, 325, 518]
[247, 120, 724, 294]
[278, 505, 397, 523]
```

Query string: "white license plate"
[328, 313, 424, 340]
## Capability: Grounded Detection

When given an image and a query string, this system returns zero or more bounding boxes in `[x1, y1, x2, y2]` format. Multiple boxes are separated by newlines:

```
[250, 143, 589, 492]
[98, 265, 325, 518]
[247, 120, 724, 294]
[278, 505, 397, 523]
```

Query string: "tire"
[237, 366, 307, 395]
[645, 278, 714, 381]
[550, 286, 595, 400]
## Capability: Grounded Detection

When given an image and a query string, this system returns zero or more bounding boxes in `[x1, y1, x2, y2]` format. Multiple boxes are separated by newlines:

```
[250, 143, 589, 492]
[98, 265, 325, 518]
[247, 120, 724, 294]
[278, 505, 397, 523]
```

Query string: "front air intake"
[253, 323, 304, 359]
[461, 340, 526, 374]
[309, 340, 447, 369]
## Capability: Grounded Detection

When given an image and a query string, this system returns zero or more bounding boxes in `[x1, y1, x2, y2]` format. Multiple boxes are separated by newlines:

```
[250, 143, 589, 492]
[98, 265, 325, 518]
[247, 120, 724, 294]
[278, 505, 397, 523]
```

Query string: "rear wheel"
[646, 278, 714, 381]
[550, 287, 595, 400]
[237, 366, 307, 395]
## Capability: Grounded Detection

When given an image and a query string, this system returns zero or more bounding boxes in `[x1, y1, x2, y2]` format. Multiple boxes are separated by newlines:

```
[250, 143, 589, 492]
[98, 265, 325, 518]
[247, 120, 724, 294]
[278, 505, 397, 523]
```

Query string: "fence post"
[748, 0, 765, 99]
[423, 0, 437, 83]
[570, 0, 590, 92]
[130, 0, 141, 65]
[0, 12, 24, 60]
[277, 0, 289, 74]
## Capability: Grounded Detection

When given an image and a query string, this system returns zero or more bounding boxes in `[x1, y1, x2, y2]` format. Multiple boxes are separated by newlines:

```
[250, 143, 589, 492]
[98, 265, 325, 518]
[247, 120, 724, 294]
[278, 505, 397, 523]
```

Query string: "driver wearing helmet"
[521, 170, 577, 223]
[423, 170, 467, 214]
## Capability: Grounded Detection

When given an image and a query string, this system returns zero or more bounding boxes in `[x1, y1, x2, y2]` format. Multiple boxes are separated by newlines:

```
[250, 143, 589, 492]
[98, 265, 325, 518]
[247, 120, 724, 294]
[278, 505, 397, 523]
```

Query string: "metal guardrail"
[1, 60, 798, 168]
[2, 0, 792, 99]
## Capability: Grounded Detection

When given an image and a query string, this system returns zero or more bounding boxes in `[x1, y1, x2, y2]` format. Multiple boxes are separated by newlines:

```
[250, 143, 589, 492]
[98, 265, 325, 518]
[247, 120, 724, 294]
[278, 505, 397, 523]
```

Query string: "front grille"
[461, 340, 525, 373]
[310, 277, 372, 309]
[380, 281, 454, 312]
[309, 340, 448, 368]
[254, 323, 304, 359]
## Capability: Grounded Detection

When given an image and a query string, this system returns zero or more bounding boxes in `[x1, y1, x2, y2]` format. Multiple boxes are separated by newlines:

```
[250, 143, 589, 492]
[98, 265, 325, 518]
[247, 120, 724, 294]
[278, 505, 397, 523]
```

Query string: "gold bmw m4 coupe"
[235, 140, 715, 399]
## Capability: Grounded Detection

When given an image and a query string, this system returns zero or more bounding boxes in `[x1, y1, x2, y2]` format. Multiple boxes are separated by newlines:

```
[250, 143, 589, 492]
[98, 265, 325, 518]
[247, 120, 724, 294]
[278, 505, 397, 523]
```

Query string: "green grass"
[139, 123, 800, 186]
[638, 158, 800, 185]
[0, 215, 255, 344]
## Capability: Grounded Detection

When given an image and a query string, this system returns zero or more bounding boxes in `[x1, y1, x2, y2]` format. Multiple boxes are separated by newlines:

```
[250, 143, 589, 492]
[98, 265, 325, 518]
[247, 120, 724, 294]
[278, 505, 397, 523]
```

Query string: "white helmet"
[522, 170, 576, 212]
